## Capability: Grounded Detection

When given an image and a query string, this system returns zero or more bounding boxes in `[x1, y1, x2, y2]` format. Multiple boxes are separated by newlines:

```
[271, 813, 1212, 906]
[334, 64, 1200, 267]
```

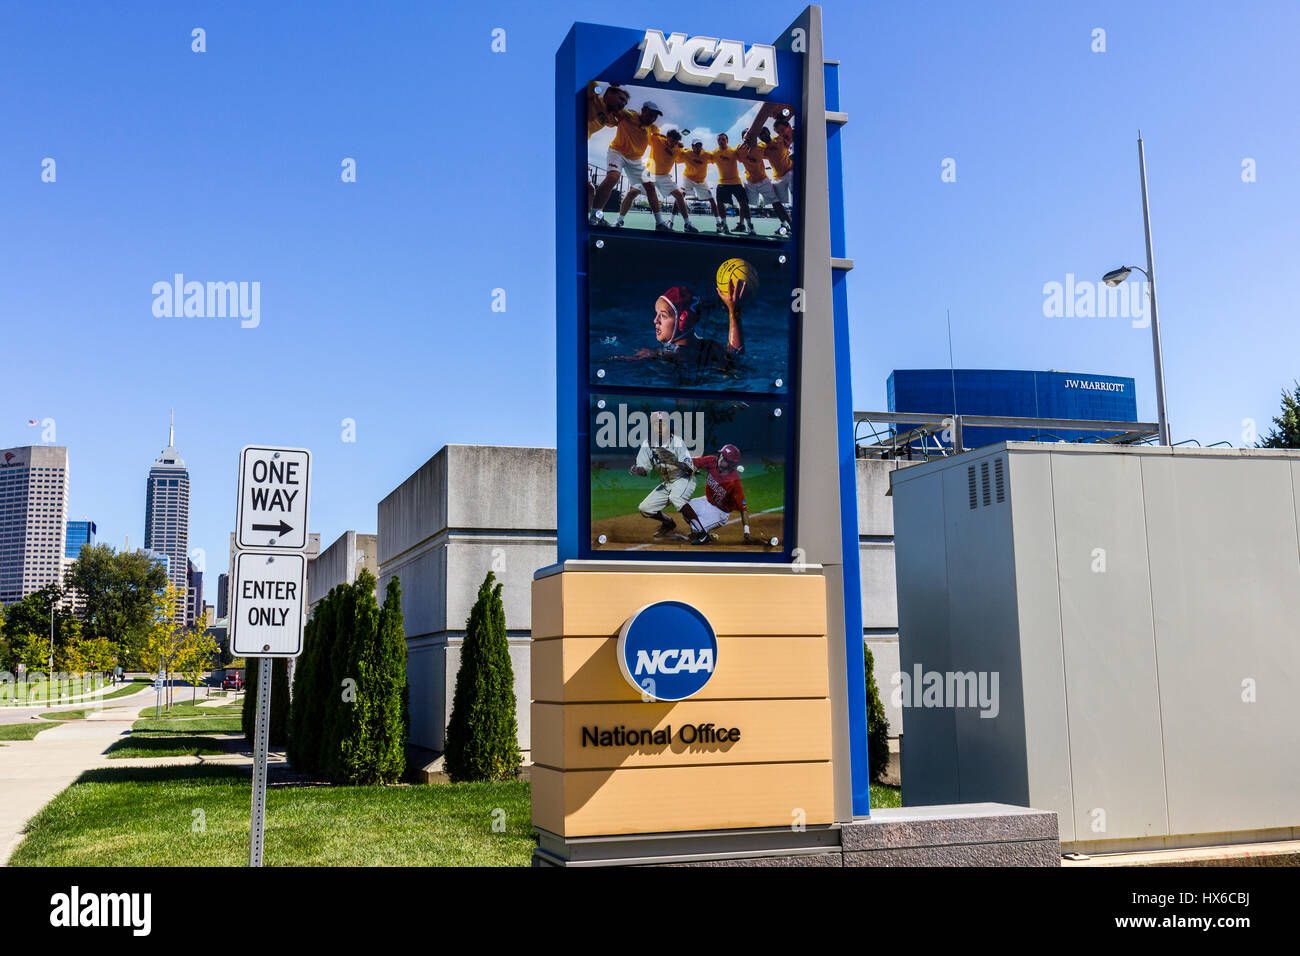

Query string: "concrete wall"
[308, 530, 378, 613]
[378, 445, 556, 754]
[892, 443, 1300, 851]
[857, 458, 917, 740]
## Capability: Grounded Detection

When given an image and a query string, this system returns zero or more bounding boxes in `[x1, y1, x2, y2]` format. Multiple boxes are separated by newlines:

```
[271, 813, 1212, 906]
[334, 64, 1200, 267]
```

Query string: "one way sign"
[236, 446, 311, 550]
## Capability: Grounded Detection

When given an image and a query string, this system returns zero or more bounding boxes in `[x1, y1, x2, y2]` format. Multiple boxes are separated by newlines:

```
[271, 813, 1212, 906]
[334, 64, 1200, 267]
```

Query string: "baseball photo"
[588, 235, 793, 394]
[588, 395, 788, 553]
[585, 78, 796, 241]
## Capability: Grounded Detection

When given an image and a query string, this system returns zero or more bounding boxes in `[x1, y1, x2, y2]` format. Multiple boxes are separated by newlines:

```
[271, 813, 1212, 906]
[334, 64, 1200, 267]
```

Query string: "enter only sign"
[236, 446, 311, 549]
[230, 550, 307, 657]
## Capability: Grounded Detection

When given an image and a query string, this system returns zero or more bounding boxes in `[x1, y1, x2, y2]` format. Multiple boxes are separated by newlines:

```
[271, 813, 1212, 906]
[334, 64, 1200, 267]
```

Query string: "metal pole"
[249, 657, 273, 867]
[1137, 132, 1171, 444]
[47, 602, 54, 708]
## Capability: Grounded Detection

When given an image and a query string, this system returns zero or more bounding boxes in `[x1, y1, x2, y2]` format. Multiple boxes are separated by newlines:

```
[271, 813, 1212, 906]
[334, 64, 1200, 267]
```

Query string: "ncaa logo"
[617, 601, 718, 701]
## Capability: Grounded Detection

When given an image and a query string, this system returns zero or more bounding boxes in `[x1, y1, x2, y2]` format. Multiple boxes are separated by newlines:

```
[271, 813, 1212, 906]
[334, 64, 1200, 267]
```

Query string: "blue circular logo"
[617, 601, 718, 701]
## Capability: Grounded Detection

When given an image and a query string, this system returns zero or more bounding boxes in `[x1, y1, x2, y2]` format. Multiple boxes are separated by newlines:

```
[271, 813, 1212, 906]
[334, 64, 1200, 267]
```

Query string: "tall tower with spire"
[144, 410, 191, 626]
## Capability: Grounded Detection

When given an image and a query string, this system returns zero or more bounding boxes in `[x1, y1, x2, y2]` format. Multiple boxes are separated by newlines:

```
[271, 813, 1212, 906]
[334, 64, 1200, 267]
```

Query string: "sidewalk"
[0, 686, 152, 864]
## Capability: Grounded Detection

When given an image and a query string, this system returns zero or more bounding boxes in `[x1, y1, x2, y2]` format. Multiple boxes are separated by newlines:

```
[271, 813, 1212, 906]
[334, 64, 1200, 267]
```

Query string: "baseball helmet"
[658, 286, 703, 341]
[718, 444, 741, 468]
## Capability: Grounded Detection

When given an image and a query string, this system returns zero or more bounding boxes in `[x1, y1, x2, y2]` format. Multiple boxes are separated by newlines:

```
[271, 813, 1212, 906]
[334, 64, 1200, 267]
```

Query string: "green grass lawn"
[0, 721, 59, 742]
[870, 783, 902, 809]
[39, 709, 88, 721]
[137, 701, 241, 720]
[98, 678, 153, 702]
[132, 716, 242, 734]
[1, 676, 103, 706]
[10, 765, 534, 866]
[105, 733, 232, 759]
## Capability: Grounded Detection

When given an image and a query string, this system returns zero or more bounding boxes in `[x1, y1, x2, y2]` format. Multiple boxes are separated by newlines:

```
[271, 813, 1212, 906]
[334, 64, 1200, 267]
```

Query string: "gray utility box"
[891, 442, 1300, 852]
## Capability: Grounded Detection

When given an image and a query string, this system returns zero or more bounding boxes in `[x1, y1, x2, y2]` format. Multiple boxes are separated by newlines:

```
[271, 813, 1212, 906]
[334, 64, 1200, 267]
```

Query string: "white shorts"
[639, 475, 697, 514]
[686, 180, 712, 202]
[651, 174, 681, 201]
[772, 170, 793, 204]
[607, 148, 646, 189]
[746, 179, 777, 205]
[688, 497, 730, 532]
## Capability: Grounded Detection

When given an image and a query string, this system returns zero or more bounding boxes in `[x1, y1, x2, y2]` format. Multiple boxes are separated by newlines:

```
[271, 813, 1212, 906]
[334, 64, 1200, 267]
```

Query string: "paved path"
[0, 682, 170, 864]
[1, 684, 282, 865]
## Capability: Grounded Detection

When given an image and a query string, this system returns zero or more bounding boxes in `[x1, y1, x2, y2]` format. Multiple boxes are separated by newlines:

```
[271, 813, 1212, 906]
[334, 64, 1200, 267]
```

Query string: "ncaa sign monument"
[534, 5, 868, 866]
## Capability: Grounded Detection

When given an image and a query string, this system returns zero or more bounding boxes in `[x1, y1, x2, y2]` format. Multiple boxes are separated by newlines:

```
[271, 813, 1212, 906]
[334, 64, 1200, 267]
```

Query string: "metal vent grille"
[981, 461, 991, 507]
[994, 459, 1006, 503]
[967, 466, 977, 509]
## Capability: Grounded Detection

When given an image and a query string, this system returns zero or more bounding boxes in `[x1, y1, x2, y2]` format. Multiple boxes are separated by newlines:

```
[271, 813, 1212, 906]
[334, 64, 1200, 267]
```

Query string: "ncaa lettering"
[636, 30, 778, 94]
[634, 647, 715, 675]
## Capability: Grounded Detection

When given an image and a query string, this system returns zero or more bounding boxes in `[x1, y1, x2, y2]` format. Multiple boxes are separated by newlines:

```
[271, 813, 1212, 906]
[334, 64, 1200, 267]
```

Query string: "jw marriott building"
[144, 420, 190, 625]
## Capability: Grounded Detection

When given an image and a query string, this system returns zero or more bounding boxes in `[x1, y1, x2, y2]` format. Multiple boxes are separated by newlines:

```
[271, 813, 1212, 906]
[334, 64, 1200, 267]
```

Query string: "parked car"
[222, 673, 243, 691]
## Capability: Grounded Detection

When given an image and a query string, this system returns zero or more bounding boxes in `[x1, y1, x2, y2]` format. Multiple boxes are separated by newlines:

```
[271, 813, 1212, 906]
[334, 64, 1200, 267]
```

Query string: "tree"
[176, 626, 219, 701]
[863, 644, 892, 783]
[1, 585, 78, 671]
[62, 632, 113, 676]
[337, 575, 407, 784]
[139, 585, 185, 708]
[288, 600, 325, 774]
[64, 544, 168, 667]
[1258, 382, 1300, 449]
[444, 571, 520, 782]
[243, 656, 290, 748]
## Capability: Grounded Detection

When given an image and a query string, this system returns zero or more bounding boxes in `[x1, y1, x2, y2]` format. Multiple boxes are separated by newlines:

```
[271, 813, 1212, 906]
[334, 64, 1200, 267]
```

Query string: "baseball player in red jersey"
[688, 444, 752, 545]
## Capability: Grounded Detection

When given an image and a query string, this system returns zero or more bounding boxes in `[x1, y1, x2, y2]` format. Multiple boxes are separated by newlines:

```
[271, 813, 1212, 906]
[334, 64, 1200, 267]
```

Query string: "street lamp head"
[1102, 266, 1132, 287]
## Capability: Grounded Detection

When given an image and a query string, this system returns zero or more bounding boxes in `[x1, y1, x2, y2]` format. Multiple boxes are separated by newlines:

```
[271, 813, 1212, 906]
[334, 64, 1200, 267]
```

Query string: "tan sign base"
[530, 563, 835, 839]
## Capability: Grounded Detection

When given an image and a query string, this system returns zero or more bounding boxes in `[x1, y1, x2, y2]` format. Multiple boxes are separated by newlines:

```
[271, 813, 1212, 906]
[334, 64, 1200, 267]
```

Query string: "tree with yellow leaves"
[140, 585, 186, 709]
[176, 625, 219, 702]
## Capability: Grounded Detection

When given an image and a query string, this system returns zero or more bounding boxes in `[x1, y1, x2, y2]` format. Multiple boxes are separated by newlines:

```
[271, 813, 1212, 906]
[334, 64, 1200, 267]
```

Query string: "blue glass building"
[887, 369, 1138, 449]
[65, 519, 97, 559]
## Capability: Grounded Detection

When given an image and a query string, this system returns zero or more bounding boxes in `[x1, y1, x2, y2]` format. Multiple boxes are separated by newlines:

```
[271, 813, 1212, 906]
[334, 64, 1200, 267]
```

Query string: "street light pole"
[1137, 131, 1171, 445]
[47, 598, 54, 709]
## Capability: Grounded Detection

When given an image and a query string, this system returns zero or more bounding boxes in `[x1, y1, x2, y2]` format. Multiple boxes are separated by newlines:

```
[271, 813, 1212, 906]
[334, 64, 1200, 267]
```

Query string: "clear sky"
[3, 1, 1297, 581]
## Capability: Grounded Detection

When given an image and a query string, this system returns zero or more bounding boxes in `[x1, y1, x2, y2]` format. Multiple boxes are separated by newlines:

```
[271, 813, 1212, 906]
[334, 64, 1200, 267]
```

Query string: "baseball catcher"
[630, 410, 702, 540]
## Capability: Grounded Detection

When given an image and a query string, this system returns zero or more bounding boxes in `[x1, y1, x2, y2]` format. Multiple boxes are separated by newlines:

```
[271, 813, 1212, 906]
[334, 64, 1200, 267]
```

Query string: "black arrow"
[252, 520, 293, 535]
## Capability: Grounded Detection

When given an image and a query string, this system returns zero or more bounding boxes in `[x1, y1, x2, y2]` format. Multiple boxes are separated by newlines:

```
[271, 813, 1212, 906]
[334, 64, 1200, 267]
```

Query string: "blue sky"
[2, 1, 1297, 581]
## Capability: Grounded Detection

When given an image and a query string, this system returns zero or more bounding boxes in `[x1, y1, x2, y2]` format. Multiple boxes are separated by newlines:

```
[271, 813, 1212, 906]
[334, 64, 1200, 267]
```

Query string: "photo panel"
[588, 393, 790, 555]
[585, 78, 797, 242]
[588, 234, 794, 394]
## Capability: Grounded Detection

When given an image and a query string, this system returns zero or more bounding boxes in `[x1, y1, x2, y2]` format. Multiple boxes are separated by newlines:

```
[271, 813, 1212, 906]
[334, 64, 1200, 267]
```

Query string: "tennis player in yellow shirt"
[711, 132, 753, 235]
[587, 82, 628, 221]
[591, 100, 670, 232]
[677, 140, 726, 233]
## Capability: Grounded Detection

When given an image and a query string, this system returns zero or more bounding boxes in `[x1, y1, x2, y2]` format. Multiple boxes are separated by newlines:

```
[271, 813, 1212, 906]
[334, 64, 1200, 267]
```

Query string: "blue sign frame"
[557, 23, 807, 564]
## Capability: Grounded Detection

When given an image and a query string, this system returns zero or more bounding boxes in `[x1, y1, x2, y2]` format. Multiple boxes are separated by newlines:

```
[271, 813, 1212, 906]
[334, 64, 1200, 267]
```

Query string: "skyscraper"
[0, 445, 70, 606]
[144, 413, 190, 625]
[65, 519, 96, 559]
[186, 557, 203, 626]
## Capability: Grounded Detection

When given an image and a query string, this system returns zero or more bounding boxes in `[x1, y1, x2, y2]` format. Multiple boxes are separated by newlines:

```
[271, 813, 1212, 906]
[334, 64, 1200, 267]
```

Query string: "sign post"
[248, 658, 273, 867]
[229, 445, 311, 868]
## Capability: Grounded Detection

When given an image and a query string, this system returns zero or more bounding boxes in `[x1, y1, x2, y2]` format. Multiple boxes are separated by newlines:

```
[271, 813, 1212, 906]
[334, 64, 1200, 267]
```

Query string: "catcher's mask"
[658, 286, 703, 342]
